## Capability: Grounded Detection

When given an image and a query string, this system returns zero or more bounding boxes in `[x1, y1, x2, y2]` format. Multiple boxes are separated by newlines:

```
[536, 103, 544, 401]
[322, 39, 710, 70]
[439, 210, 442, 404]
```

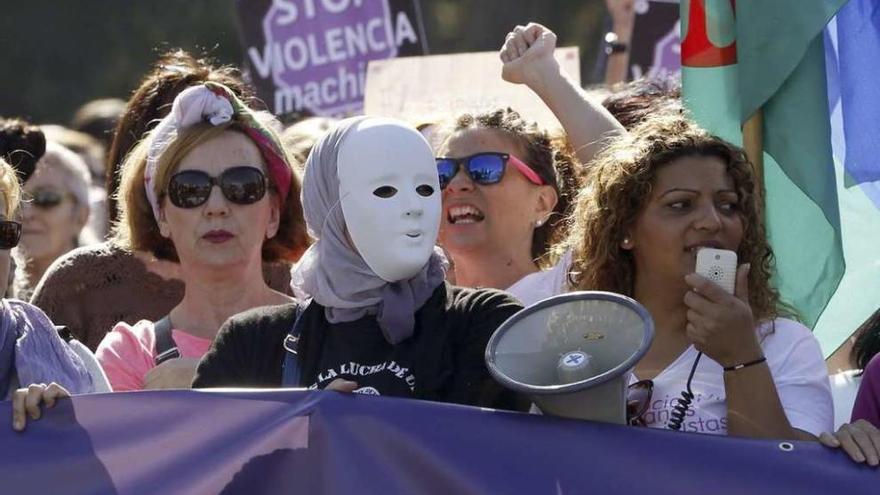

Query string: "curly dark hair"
[444, 107, 581, 268]
[601, 77, 682, 131]
[106, 49, 254, 224]
[0, 117, 46, 183]
[565, 113, 792, 323]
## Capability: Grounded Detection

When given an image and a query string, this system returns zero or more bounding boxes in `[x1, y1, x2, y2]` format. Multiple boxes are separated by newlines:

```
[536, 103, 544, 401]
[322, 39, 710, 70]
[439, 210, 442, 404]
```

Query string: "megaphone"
[485, 291, 654, 424]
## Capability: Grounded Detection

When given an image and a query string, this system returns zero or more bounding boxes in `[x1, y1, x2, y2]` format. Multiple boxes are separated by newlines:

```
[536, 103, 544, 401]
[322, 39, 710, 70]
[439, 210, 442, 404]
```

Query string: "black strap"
[281, 302, 308, 387]
[154, 315, 180, 365]
[55, 325, 72, 343]
[723, 356, 767, 372]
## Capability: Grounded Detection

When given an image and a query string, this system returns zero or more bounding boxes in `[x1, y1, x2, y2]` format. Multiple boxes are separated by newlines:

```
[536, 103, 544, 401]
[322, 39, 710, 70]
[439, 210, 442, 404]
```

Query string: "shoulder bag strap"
[154, 315, 180, 365]
[281, 301, 308, 388]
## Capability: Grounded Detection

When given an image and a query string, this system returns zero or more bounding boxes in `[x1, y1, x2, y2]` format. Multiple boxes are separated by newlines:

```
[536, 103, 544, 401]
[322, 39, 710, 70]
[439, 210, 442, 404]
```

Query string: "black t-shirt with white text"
[193, 283, 529, 411]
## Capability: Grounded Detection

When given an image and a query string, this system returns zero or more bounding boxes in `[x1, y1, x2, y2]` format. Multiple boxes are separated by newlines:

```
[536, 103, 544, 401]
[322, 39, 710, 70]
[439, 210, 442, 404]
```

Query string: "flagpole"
[743, 109, 765, 196]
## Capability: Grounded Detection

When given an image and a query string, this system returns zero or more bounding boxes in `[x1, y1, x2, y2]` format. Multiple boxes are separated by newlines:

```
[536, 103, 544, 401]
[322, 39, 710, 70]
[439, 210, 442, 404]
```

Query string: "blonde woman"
[0, 158, 106, 432]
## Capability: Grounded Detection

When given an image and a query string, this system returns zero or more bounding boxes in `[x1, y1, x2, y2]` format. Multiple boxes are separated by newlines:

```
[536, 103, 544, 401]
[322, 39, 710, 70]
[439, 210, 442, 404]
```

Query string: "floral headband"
[143, 82, 292, 220]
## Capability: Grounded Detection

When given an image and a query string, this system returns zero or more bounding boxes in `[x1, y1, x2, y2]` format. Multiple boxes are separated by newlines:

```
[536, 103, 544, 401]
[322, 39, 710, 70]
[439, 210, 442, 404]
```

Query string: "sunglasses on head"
[27, 189, 67, 209]
[435, 152, 545, 190]
[626, 379, 654, 427]
[0, 220, 22, 250]
[167, 166, 268, 209]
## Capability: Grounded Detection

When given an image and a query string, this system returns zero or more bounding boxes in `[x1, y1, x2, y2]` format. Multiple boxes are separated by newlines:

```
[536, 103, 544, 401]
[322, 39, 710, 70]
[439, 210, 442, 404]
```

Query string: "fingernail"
[13, 419, 22, 431]
[856, 454, 866, 463]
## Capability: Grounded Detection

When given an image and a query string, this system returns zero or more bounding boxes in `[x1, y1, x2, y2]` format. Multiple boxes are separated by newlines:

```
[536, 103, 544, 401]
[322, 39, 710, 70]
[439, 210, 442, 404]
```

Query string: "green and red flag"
[681, 0, 880, 355]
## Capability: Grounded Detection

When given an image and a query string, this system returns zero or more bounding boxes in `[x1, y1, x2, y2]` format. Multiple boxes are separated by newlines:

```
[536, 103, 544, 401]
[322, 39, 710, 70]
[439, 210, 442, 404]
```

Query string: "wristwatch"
[604, 32, 628, 55]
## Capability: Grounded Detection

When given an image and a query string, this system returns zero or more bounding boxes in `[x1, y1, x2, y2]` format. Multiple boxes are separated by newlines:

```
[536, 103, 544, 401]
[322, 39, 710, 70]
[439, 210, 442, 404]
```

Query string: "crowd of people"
[2, 19, 880, 474]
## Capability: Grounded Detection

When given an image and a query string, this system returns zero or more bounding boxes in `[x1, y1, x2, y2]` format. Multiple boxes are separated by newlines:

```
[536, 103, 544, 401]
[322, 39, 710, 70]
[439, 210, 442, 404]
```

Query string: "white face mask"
[338, 119, 441, 282]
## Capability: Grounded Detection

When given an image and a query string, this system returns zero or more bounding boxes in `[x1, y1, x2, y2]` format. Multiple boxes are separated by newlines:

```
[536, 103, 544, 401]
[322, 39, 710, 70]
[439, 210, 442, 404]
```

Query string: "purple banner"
[0, 389, 875, 494]
[236, 0, 427, 119]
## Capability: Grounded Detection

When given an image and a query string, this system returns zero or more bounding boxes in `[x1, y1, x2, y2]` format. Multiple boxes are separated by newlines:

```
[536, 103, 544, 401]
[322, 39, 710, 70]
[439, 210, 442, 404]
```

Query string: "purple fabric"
[0, 312, 14, 399]
[0, 299, 93, 397]
[290, 117, 446, 345]
[0, 389, 876, 494]
[851, 353, 880, 427]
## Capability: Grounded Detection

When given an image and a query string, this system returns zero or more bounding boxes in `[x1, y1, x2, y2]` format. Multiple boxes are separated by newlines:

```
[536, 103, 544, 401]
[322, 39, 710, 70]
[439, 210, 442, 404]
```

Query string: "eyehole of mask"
[373, 186, 398, 198]
[416, 184, 435, 197]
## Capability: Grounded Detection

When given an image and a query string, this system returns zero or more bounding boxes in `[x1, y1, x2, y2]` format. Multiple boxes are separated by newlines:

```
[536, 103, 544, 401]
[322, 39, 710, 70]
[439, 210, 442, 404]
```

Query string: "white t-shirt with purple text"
[633, 318, 832, 436]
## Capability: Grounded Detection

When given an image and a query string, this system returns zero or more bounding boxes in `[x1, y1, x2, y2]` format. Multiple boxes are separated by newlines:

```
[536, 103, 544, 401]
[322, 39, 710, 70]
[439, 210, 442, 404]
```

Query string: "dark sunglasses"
[435, 152, 545, 190]
[626, 379, 654, 427]
[27, 189, 67, 209]
[167, 166, 268, 209]
[0, 220, 22, 250]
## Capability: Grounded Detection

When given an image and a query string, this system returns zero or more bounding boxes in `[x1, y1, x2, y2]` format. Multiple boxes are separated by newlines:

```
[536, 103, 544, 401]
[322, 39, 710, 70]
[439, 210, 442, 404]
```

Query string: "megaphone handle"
[667, 351, 704, 431]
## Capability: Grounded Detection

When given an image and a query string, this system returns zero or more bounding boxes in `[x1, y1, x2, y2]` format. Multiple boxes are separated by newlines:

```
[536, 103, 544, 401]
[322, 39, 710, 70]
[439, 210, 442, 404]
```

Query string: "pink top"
[95, 320, 213, 392]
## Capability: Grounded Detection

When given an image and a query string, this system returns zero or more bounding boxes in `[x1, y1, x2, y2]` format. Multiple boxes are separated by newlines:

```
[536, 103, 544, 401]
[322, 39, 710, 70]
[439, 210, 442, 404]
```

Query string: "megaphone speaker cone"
[485, 291, 654, 424]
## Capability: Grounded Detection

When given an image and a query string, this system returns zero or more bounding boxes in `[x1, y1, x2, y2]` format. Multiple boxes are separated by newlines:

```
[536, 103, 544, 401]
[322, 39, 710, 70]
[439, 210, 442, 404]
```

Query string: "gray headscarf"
[290, 117, 446, 344]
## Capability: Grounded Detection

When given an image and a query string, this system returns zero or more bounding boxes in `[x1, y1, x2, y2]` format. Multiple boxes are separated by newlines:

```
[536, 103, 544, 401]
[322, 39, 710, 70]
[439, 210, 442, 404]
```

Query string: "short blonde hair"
[0, 158, 20, 217]
[36, 141, 92, 207]
[281, 117, 337, 171]
[113, 121, 309, 263]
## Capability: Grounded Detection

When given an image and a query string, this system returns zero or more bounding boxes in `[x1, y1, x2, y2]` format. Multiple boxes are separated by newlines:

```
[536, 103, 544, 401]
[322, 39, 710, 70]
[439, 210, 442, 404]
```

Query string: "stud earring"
[535, 219, 544, 227]
[622, 236, 632, 248]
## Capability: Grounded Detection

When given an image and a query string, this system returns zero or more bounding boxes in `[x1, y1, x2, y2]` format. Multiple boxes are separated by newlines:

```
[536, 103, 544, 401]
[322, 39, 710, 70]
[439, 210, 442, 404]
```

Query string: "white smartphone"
[695, 248, 737, 295]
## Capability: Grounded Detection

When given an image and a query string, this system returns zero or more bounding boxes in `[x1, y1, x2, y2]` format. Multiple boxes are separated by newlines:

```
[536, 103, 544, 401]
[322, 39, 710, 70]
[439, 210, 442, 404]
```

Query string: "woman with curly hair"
[436, 23, 623, 305]
[563, 112, 833, 441]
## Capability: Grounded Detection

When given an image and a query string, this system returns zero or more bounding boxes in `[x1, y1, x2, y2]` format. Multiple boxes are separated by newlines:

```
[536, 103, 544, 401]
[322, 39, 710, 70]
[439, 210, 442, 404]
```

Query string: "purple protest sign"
[237, 0, 427, 119]
[596, 0, 680, 82]
[648, 19, 681, 79]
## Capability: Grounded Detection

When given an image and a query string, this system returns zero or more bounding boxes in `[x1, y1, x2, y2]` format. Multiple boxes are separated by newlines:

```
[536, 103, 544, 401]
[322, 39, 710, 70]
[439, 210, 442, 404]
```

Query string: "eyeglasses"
[626, 379, 654, 427]
[435, 152, 545, 190]
[26, 189, 68, 209]
[167, 166, 268, 209]
[0, 220, 22, 250]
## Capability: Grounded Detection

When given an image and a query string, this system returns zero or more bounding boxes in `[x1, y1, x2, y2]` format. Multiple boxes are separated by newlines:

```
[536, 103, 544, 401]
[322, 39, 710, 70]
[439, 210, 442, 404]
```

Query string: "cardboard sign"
[363, 47, 580, 130]
[236, 0, 428, 118]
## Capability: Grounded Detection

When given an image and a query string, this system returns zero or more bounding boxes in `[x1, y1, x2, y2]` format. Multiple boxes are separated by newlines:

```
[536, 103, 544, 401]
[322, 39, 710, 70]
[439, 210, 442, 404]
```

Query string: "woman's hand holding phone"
[684, 262, 763, 368]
